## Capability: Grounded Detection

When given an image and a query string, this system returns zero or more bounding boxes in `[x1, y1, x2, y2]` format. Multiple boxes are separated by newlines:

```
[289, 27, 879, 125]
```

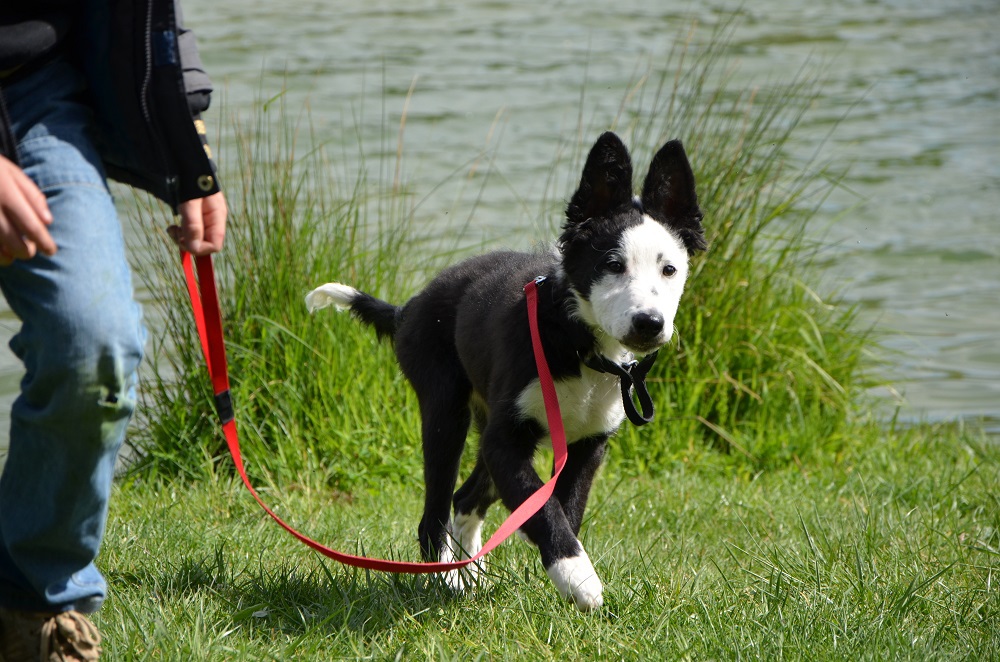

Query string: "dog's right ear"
[565, 132, 635, 226]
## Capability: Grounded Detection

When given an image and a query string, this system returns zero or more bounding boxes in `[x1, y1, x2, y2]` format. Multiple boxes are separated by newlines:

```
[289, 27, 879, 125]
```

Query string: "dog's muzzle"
[623, 310, 666, 353]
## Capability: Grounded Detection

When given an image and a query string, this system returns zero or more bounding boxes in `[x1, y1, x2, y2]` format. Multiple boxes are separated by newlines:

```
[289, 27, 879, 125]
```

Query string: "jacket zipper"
[140, 0, 179, 209]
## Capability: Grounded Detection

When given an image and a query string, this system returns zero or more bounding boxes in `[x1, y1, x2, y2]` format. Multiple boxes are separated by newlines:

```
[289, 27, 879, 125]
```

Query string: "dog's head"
[559, 132, 705, 357]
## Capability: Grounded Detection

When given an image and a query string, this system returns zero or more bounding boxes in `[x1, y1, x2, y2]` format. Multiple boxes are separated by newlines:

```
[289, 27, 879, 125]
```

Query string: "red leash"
[182, 253, 565, 572]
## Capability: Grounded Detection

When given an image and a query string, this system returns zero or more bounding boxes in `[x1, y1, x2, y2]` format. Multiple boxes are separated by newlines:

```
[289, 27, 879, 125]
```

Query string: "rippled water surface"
[1, 0, 997, 442]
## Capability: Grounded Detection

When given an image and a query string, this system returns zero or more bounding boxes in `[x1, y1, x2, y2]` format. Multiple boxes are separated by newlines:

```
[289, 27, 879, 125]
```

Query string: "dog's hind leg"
[412, 388, 476, 593]
[447, 455, 498, 586]
[415, 388, 472, 565]
[392, 296, 471, 566]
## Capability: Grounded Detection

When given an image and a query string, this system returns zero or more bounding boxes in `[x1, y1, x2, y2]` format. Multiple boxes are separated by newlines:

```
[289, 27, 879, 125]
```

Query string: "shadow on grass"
[106, 542, 512, 638]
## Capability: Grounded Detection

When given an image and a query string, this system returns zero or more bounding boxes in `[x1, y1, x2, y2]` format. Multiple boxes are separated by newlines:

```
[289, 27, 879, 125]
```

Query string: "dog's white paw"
[438, 515, 485, 592]
[438, 544, 470, 593]
[546, 550, 604, 611]
[305, 283, 357, 313]
[452, 512, 484, 559]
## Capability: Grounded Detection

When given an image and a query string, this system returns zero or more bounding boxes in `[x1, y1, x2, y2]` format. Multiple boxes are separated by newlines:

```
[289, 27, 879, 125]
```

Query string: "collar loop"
[581, 350, 659, 426]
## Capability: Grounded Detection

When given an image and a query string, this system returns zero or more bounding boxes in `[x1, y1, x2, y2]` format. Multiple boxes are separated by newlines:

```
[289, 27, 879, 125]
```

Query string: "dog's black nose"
[631, 311, 665, 339]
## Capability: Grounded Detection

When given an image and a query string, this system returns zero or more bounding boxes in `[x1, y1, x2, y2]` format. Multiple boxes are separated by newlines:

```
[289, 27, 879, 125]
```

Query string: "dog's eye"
[662, 264, 677, 277]
[605, 260, 625, 274]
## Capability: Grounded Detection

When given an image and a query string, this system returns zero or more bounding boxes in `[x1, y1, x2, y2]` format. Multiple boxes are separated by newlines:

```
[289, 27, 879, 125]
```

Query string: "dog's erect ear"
[641, 140, 707, 255]
[565, 132, 635, 226]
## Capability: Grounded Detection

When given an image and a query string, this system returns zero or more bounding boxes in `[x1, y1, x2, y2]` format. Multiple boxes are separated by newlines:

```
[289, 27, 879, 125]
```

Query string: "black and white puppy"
[306, 132, 705, 610]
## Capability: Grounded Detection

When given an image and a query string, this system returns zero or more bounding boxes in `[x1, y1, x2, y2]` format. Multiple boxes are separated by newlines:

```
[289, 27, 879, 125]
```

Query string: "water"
[1, 0, 997, 444]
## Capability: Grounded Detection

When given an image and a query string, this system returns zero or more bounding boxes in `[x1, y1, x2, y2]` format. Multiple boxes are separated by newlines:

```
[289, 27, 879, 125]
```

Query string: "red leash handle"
[183, 253, 565, 572]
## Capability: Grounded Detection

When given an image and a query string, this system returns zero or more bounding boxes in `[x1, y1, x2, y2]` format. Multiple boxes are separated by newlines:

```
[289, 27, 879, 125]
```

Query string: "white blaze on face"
[579, 216, 690, 355]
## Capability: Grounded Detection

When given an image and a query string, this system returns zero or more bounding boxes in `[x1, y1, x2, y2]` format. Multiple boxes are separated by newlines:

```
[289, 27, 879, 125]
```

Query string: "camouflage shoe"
[0, 608, 101, 662]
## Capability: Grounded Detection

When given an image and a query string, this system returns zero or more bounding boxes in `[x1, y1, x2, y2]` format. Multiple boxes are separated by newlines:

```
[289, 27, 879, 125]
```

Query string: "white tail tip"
[305, 283, 358, 313]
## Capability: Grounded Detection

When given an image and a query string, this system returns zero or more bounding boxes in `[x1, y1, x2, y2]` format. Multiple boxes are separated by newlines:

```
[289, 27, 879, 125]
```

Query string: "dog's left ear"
[641, 140, 707, 255]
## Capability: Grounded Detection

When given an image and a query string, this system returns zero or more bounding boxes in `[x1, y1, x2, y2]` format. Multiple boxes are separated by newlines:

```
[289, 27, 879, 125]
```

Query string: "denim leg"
[0, 61, 146, 613]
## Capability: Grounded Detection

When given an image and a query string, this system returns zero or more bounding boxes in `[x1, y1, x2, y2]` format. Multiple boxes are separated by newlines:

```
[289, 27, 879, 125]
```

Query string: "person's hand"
[169, 191, 228, 256]
[0, 155, 58, 266]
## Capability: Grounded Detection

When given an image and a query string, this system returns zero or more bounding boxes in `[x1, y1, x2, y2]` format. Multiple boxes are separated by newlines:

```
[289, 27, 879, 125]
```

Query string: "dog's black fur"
[307, 132, 705, 609]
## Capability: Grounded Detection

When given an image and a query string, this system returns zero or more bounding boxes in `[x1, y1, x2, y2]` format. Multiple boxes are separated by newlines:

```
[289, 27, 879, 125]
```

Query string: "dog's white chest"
[515, 369, 625, 442]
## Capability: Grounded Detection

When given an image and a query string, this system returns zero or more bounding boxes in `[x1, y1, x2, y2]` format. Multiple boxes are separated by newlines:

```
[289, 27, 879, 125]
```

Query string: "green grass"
[97, 424, 999, 659]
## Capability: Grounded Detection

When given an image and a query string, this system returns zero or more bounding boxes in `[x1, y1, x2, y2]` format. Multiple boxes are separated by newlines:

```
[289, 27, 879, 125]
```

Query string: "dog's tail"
[305, 283, 400, 341]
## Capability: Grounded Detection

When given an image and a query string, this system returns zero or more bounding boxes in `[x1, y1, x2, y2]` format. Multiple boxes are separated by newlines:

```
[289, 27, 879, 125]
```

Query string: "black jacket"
[0, 0, 220, 209]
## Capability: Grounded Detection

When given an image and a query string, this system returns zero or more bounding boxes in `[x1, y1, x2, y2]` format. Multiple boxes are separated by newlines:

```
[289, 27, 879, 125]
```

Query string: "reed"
[615, 45, 869, 470]
[128, 92, 422, 486]
[130, 18, 870, 486]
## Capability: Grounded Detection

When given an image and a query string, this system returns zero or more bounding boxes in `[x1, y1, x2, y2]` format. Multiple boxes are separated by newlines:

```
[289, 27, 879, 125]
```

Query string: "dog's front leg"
[553, 434, 608, 536]
[482, 422, 604, 611]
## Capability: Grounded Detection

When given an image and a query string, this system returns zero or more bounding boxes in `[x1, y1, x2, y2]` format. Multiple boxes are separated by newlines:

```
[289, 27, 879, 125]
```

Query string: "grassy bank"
[110, 17, 1000, 661]
[98, 424, 998, 659]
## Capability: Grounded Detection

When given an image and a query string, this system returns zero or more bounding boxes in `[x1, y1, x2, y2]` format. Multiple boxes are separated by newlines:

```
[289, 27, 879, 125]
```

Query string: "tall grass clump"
[601, 22, 870, 471]
[128, 97, 426, 487]
[129, 17, 873, 486]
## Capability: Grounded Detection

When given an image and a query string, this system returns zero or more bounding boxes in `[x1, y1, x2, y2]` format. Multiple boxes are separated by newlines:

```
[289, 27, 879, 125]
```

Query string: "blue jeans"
[0, 60, 146, 613]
